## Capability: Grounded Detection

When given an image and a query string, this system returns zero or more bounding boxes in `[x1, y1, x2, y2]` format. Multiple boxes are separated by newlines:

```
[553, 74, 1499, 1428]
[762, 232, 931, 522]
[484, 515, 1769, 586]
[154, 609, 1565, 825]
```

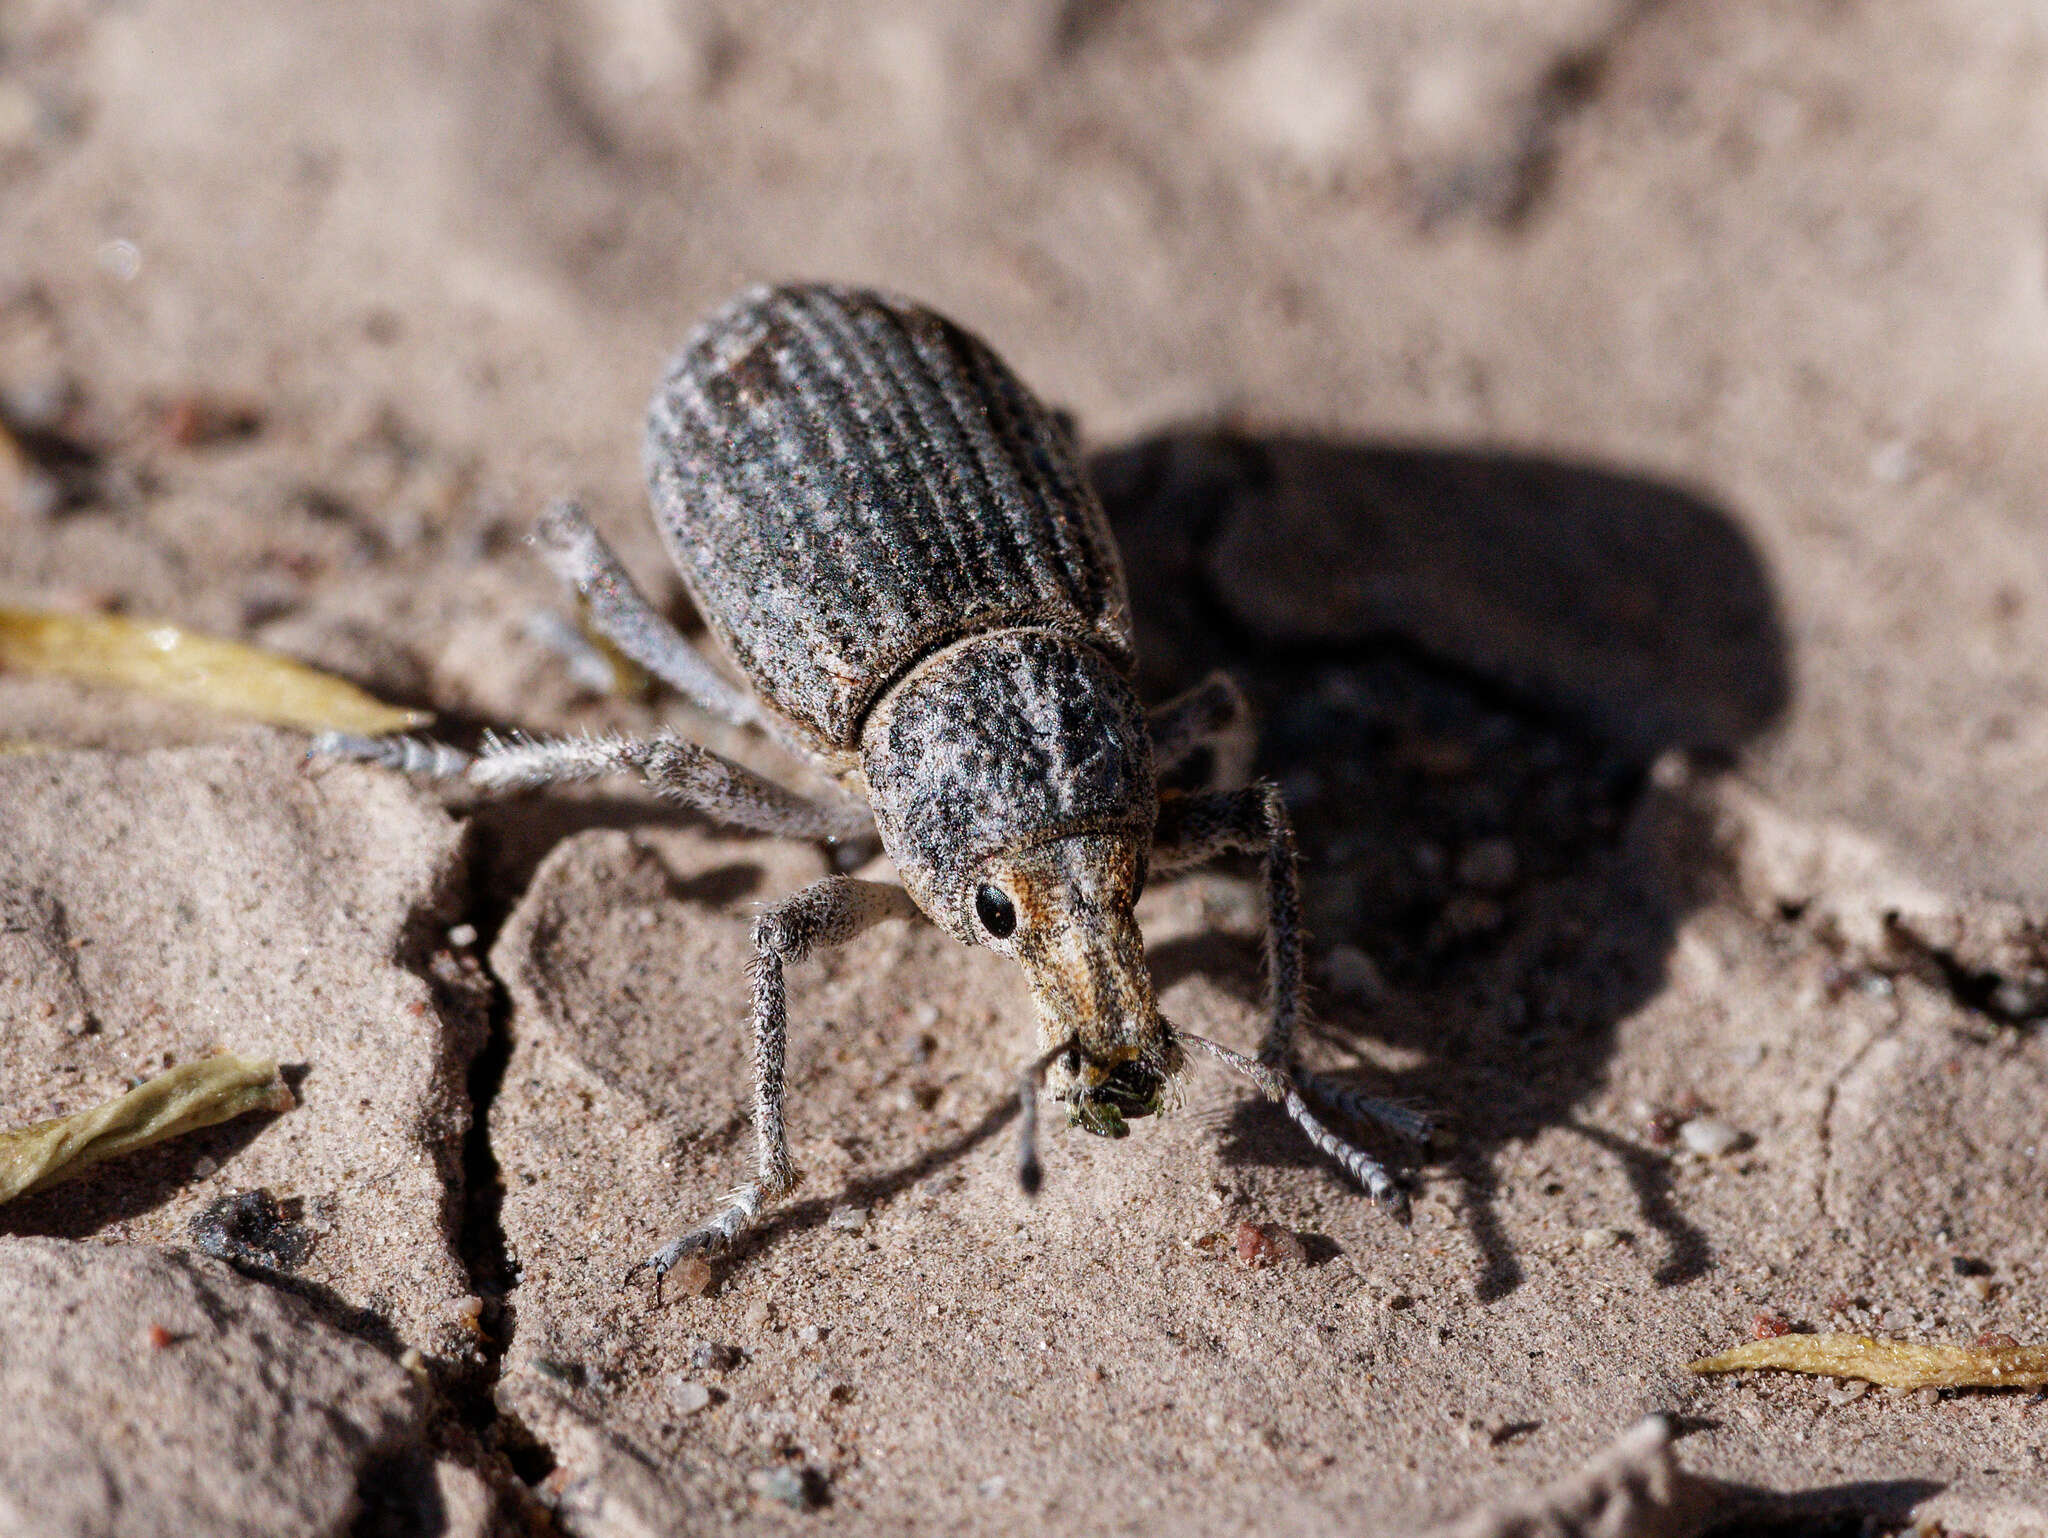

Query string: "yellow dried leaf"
[0, 1052, 294, 1203]
[0, 607, 428, 734]
[1689, 1333, 2048, 1389]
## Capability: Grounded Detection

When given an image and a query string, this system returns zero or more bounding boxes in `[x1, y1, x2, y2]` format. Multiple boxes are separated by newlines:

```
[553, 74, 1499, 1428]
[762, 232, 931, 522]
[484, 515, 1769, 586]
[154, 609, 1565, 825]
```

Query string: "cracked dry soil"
[7, 0, 2048, 1533]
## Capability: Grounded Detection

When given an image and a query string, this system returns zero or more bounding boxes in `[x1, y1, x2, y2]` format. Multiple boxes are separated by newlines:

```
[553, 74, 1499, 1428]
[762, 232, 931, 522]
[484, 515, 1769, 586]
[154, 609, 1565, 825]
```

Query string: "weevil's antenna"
[1015, 1043, 1067, 1197]
[1172, 1027, 1406, 1213]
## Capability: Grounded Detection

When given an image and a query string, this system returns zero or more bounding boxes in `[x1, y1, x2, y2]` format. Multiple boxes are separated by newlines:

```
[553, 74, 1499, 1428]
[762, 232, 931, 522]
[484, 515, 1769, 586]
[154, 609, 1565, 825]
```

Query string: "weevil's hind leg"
[532, 499, 764, 731]
[631, 876, 920, 1289]
[1153, 784, 1409, 1205]
[1148, 671, 1255, 793]
[312, 729, 872, 842]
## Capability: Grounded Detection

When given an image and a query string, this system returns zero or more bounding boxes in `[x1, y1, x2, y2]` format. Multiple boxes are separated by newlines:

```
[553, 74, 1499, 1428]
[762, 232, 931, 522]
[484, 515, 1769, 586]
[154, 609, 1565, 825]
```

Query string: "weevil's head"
[969, 831, 1180, 1131]
[861, 631, 1175, 1132]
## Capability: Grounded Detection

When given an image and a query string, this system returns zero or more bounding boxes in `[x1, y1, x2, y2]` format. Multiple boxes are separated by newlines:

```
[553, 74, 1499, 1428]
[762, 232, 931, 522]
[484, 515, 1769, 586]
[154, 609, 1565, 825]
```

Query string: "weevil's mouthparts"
[1173, 1026, 1406, 1211]
[1015, 1043, 1066, 1197]
[1068, 1056, 1166, 1138]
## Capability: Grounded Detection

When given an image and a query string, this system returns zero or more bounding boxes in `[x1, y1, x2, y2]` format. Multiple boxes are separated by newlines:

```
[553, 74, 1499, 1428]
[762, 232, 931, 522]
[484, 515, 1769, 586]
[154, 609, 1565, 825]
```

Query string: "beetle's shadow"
[1094, 430, 1788, 1303]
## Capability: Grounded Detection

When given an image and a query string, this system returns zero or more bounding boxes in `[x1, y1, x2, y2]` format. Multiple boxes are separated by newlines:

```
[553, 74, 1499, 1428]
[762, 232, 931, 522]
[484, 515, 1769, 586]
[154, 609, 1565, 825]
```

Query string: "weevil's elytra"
[314, 282, 1426, 1287]
[646, 285, 1134, 754]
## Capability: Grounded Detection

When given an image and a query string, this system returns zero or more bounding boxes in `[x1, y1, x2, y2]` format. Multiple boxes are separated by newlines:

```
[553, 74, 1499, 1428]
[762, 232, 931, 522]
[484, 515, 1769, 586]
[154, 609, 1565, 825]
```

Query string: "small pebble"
[190, 1155, 219, 1179]
[748, 1467, 817, 1510]
[1233, 1221, 1308, 1269]
[688, 1339, 743, 1371]
[1578, 1226, 1623, 1251]
[1678, 1117, 1745, 1157]
[1960, 1277, 1994, 1303]
[666, 1377, 712, 1415]
[796, 1324, 825, 1346]
[447, 923, 478, 948]
[826, 1204, 868, 1233]
[1823, 1379, 1869, 1406]
[666, 1256, 715, 1298]
[1752, 1312, 1793, 1339]
[145, 1323, 175, 1351]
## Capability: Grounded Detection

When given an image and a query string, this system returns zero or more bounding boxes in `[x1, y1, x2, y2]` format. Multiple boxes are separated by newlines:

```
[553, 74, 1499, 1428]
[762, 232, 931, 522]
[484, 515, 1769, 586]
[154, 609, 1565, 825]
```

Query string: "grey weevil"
[317, 283, 1424, 1288]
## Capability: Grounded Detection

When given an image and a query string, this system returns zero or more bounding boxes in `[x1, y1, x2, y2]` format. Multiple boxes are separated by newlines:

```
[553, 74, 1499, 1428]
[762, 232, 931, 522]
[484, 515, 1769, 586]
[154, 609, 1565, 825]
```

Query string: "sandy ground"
[3, 1, 2047, 1534]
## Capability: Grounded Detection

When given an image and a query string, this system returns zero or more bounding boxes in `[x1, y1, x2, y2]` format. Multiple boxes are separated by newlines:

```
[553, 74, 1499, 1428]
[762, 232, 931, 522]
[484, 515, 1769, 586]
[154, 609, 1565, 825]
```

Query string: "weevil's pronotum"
[318, 284, 1425, 1286]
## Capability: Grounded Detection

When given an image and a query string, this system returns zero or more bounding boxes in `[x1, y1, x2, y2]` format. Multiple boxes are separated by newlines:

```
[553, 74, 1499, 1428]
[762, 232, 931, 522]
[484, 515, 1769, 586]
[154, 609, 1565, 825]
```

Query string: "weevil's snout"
[973, 835, 1172, 1136]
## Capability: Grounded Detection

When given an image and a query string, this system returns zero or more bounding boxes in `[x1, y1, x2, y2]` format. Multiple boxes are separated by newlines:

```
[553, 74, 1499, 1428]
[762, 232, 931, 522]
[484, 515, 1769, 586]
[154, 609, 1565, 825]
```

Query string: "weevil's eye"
[974, 883, 1017, 940]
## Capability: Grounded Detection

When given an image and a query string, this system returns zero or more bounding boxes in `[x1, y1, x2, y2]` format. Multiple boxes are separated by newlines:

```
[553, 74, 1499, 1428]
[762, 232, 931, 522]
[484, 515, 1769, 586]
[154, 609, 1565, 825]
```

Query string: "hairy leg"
[1147, 671, 1255, 793]
[631, 876, 921, 1289]
[312, 728, 872, 842]
[1153, 785, 1420, 1197]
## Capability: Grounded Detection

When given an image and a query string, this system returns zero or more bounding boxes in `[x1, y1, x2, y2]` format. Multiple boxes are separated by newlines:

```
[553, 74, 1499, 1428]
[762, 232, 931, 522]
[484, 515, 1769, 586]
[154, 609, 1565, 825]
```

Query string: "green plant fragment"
[0, 1053, 294, 1204]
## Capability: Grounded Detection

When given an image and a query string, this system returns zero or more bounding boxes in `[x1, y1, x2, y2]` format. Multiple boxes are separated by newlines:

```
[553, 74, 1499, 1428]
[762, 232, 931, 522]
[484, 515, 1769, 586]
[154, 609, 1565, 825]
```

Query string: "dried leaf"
[0, 1053, 294, 1204]
[0, 607, 428, 734]
[1689, 1332, 2048, 1389]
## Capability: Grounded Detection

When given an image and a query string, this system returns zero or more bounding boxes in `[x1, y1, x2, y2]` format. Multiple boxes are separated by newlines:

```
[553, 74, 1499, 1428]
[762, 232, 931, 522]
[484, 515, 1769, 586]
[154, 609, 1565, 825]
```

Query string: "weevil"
[317, 284, 1425, 1286]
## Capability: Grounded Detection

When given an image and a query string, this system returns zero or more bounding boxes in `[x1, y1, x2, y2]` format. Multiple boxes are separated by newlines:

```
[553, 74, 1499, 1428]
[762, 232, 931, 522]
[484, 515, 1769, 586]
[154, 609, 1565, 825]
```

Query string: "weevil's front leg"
[532, 499, 764, 730]
[1153, 786, 1417, 1197]
[1148, 671, 1254, 793]
[633, 876, 920, 1286]
[313, 729, 872, 842]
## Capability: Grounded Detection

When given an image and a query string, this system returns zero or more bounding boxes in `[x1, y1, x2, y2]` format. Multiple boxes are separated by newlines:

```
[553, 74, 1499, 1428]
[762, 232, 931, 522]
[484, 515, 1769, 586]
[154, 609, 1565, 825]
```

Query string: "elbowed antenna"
[1015, 1043, 1068, 1196]
[1172, 1027, 1406, 1213]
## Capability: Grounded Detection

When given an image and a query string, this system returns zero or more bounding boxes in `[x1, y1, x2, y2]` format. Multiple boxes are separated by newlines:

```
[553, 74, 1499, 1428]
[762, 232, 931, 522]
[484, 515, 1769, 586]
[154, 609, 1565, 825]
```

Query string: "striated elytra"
[316, 283, 1424, 1286]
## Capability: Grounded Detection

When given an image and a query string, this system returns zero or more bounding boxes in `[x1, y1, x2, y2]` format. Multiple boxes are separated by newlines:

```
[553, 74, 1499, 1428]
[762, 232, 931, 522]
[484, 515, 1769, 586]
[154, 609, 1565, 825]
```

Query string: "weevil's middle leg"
[1153, 785, 1415, 1198]
[631, 876, 920, 1289]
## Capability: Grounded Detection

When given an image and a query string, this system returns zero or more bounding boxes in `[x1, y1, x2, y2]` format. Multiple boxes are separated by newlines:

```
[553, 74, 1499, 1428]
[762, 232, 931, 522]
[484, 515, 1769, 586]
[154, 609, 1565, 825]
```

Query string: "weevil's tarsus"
[532, 499, 764, 731]
[310, 731, 475, 779]
[1175, 1028, 1404, 1209]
